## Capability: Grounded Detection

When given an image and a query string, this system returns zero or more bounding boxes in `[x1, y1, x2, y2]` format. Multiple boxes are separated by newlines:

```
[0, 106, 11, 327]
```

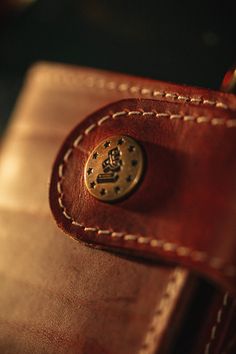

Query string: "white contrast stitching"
[196, 117, 210, 124]
[204, 293, 228, 354]
[58, 164, 64, 178]
[112, 111, 127, 118]
[85, 123, 96, 135]
[216, 102, 228, 109]
[128, 110, 142, 116]
[56, 109, 236, 279]
[84, 227, 98, 232]
[72, 220, 83, 227]
[177, 95, 189, 101]
[124, 234, 138, 241]
[98, 229, 112, 235]
[143, 112, 155, 116]
[63, 148, 72, 162]
[156, 113, 169, 118]
[73, 134, 83, 147]
[139, 269, 185, 354]
[111, 232, 124, 238]
[97, 115, 110, 126]
[153, 90, 165, 97]
[183, 115, 195, 121]
[40, 68, 233, 110]
[203, 99, 216, 106]
[169, 114, 182, 120]
[141, 88, 152, 95]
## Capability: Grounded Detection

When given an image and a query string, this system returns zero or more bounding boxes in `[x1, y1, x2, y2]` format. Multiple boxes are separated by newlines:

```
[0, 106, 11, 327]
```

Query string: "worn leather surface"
[0, 62, 235, 353]
[50, 96, 236, 295]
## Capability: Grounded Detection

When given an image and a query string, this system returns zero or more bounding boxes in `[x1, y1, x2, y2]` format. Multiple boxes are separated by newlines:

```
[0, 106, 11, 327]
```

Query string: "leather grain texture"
[49, 97, 236, 295]
[0, 62, 235, 354]
[0, 63, 190, 354]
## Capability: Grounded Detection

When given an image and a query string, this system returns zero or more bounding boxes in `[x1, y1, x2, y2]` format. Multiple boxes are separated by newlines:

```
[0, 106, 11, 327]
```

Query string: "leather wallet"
[0, 62, 236, 354]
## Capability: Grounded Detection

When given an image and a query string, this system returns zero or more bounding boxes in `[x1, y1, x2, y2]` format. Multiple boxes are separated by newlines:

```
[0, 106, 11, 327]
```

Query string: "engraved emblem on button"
[84, 136, 144, 202]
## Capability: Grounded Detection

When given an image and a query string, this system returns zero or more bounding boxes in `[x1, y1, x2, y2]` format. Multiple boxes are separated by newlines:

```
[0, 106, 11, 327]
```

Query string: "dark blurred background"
[0, 0, 235, 134]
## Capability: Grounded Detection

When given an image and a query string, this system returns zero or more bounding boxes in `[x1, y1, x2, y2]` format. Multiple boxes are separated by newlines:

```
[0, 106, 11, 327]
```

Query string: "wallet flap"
[2, 62, 236, 354]
[0, 64, 195, 354]
[49, 97, 236, 296]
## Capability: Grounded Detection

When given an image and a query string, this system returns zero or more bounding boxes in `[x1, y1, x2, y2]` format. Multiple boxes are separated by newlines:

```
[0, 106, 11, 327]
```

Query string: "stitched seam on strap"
[95, 80, 228, 109]
[139, 269, 184, 354]
[204, 293, 228, 354]
[56, 110, 236, 279]
[44, 69, 231, 110]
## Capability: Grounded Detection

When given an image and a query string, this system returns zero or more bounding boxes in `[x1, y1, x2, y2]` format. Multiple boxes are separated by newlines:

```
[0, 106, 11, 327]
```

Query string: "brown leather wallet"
[0, 62, 236, 354]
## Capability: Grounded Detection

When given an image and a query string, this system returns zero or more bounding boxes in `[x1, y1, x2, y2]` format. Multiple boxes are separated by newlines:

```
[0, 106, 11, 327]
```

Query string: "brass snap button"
[84, 135, 144, 202]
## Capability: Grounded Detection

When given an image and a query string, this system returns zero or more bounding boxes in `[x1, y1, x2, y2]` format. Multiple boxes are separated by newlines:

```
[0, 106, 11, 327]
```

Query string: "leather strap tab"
[49, 97, 236, 296]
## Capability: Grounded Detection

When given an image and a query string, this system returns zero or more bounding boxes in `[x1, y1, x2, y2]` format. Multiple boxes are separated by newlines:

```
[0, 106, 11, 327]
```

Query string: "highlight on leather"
[49, 97, 236, 296]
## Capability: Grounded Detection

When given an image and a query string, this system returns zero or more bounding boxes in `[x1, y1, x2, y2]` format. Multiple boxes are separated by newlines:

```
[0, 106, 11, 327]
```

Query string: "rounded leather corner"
[49, 97, 236, 296]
